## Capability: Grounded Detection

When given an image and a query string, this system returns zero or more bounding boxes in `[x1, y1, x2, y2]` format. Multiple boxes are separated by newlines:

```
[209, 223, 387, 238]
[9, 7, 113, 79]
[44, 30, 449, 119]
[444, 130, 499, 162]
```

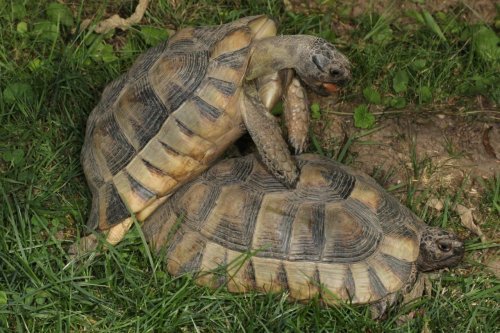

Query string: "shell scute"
[113, 170, 156, 213]
[367, 255, 406, 295]
[139, 140, 200, 183]
[379, 234, 419, 262]
[316, 263, 348, 303]
[322, 199, 382, 263]
[124, 157, 176, 195]
[204, 157, 254, 184]
[149, 50, 209, 111]
[252, 257, 288, 293]
[99, 182, 129, 229]
[288, 204, 324, 261]
[196, 241, 228, 288]
[226, 255, 257, 293]
[284, 261, 319, 300]
[127, 41, 168, 81]
[210, 28, 252, 61]
[251, 194, 297, 258]
[94, 112, 137, 177]
[167, 230, 206, 276]
[350, 263, 373, 303]
[199, 185, 262, 251]
[295, 160, 355, 203]
[155, 117, 214, 161]
[114, 76, 171, 150]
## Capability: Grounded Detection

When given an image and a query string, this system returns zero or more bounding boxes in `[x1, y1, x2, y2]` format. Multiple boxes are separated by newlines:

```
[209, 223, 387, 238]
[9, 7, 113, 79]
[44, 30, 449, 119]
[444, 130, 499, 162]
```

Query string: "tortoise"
[142, 154, 465, 316]
[78, 15, 351, 250]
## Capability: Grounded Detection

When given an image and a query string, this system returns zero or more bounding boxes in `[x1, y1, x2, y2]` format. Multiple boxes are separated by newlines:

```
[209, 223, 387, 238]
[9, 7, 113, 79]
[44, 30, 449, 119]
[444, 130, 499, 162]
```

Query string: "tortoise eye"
[438, 242, 451, 252]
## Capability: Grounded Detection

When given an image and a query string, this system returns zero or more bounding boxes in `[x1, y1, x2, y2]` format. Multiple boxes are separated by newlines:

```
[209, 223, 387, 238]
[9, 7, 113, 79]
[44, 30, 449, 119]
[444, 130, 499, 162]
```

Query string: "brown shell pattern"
[143, 154, 424, 305]
[81, 16, 275, 231]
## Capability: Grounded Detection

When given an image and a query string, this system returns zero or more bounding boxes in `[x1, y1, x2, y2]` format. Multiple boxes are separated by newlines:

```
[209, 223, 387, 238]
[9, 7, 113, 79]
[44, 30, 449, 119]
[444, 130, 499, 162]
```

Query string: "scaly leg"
[241, 83, 298, 188]
[256, 70, 310, 154]
[283, 76, 309, 154]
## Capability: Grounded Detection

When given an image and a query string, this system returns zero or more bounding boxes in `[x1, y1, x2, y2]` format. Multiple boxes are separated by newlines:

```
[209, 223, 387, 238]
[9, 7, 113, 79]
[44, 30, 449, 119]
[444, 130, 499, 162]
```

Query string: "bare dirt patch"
[312, 102, 499, 189]
[284, 0, 497, 24]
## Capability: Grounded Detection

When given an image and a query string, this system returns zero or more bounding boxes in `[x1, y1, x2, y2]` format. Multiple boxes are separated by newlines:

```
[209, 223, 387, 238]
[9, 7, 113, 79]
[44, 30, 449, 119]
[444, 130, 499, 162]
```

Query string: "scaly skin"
[247, 35, 351, 95]
[241, 83, 299, 187]
[283, 77, 310, 154]
[256, 69, 310, 154]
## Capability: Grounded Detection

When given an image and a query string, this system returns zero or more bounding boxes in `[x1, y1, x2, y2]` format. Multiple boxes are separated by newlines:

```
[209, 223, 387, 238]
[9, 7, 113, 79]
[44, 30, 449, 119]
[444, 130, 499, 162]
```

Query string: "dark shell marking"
[143, 154, 423, 304]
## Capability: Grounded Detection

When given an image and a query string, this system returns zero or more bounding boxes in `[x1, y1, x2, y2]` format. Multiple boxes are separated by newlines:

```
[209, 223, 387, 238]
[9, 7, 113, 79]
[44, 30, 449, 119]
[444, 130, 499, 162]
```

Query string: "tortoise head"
[295, 37, 351, 96]
[417, 227, 465, 272]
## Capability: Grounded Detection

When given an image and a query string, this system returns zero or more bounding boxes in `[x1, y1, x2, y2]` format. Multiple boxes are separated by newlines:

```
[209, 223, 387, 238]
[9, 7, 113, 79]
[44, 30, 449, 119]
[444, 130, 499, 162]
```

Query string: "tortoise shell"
[81, 16, 276, 231]
[143, 154, 425, 305]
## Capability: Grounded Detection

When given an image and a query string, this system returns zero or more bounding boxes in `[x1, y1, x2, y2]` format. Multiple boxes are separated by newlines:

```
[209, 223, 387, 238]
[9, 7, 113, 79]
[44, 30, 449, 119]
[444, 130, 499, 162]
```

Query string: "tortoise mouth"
[322, 83, 339, 93]
[310, 81, 347, 96]
[304, 76, 350, 96]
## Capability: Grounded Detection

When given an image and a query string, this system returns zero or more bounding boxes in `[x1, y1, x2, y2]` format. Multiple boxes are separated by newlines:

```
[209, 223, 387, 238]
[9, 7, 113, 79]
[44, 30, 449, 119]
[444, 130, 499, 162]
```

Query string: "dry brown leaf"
[426, 198, 444, 211]
[455, 204, 486, 242]
[422, 199, 487, 242]
[83, 0, 150, 34]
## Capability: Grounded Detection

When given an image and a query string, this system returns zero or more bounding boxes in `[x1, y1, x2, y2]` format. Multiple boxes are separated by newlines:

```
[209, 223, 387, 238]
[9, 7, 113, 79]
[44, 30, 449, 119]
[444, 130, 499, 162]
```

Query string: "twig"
[82, 0, 150, 34]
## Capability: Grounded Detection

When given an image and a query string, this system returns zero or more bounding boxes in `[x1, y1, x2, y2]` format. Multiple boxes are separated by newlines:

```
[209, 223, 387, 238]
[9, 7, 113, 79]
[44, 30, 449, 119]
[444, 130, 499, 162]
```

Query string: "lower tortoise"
[78, 15, 351, 251]
[143, 154, 464, 316]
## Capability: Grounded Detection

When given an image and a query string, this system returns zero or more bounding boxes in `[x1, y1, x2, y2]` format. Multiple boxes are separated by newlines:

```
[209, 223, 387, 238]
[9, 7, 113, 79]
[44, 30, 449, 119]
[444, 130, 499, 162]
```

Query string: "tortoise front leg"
[256, 70, 310, 154]
[241, 83, 299, 188]
[283, 76, 309, 154]
[370, 293, 399, 319]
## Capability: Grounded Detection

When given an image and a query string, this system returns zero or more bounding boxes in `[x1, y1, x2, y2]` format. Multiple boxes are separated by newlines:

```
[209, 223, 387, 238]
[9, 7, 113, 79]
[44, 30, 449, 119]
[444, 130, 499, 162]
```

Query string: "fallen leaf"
[426, 198, 444, 211]
[455, 204, 486, 242]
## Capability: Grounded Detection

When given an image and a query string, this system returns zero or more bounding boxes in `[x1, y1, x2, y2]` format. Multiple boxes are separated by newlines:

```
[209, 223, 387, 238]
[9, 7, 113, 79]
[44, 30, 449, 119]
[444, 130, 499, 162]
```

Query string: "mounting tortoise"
[78, 15, 351, 250]
[142, 154, 465, 316]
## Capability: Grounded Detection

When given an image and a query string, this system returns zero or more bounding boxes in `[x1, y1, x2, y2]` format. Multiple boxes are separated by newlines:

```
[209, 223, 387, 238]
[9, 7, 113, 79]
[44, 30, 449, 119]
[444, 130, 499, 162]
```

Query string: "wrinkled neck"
[246, 35, 314, 80]
[416, 255, 437, 272]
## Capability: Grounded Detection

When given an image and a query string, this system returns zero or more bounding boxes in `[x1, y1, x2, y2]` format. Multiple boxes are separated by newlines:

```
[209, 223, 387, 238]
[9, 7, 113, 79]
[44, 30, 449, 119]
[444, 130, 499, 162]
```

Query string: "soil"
[284, 0, 497, 24]
[311, 100, 499, 190]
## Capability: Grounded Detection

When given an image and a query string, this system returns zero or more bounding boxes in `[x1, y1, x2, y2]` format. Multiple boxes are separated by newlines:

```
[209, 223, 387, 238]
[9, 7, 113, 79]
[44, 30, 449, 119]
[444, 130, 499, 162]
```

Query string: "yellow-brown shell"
[81, 16, 276, 231]
[143, 154, 425, 305]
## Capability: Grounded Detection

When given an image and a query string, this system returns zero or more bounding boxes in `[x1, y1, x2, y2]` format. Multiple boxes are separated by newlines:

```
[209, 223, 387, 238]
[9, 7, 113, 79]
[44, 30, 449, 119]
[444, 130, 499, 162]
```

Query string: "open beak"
[322, 83, 339, 93]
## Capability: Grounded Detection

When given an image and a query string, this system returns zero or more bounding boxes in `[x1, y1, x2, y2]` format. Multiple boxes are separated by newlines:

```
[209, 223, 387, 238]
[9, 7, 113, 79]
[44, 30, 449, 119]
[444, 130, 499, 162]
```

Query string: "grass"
[1, 0, 499, 331]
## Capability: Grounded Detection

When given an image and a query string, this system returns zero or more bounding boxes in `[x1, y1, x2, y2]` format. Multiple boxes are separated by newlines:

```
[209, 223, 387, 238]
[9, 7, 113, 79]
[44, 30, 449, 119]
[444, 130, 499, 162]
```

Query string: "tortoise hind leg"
[241, 83, 299, 188]
[370, 293, 399, 319]
[105, 217, 135, 245]
[68, 218, 134, 256]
